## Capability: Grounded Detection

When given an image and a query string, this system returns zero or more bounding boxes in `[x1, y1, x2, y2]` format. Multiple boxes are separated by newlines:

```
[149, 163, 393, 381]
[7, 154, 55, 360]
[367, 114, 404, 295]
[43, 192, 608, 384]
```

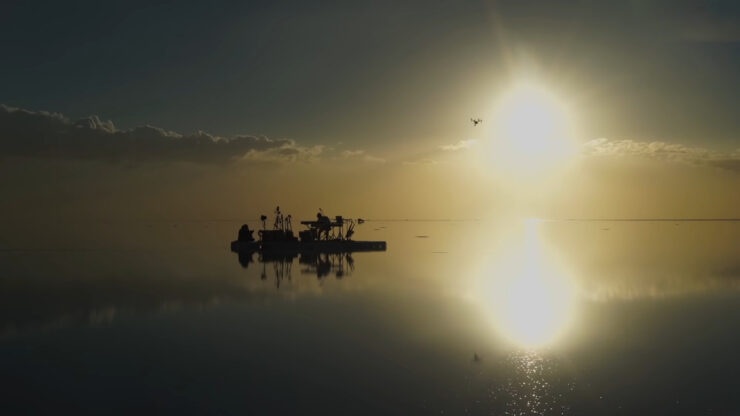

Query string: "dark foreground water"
[0, 219, 738, 415]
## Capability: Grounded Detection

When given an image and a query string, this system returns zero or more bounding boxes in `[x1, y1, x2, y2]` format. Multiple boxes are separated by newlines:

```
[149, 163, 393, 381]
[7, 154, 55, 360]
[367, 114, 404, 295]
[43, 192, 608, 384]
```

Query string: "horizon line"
[0, 217, 738, 224]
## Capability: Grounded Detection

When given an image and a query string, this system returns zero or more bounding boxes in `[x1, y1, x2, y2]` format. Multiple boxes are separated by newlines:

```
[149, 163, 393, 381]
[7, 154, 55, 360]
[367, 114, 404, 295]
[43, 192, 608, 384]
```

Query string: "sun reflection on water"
[481, 220, 577, 348]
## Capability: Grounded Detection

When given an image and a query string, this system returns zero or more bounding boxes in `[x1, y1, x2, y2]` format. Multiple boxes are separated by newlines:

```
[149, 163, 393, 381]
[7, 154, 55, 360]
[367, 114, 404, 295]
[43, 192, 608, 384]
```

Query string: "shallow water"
[0, 219, 738, 415]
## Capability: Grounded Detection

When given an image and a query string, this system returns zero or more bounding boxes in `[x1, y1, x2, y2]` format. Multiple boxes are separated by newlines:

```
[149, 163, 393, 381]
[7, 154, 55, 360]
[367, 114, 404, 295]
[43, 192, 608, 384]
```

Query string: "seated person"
[238, 224, 255, 242]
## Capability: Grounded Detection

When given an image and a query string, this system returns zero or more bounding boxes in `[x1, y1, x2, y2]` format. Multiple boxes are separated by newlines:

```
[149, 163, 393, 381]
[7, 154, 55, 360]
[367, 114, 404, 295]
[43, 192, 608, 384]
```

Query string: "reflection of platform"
[231, 241, 260, 252]
[234, 245, 367, 285]
[230, 240, 386, 254]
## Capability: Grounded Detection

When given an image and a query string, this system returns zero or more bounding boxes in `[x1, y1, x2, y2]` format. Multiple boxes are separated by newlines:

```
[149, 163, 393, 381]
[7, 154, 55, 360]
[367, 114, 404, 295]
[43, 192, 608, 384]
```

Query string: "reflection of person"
[316, 257, 331, 278]
[237, 251, 253, 269]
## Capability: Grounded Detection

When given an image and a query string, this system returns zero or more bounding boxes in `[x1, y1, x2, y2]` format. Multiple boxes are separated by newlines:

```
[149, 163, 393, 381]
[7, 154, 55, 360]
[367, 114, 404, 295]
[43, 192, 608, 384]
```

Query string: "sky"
[1, 0, 738, 221]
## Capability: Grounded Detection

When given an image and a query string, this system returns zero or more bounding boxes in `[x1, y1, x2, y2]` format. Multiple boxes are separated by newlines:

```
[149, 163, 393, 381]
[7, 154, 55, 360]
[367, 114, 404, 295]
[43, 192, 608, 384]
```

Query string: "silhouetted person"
[274, 206, 283, 230]
[317, 212, 331, 240]
[238, 224, 255, 242]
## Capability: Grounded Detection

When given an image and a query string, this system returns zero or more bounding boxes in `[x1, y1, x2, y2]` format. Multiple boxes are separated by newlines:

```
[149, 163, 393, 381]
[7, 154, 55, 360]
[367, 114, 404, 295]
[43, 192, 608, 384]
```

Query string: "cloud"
[242, 144, 325, 163]
[341, 149, 365, 158]
[402, 158, 442, 166]
[439, 139, 477, 151]
[583, 138, 740, 173]
[401, 138, 477, 165]
[0, 104, 313, 164]
[706, 158, 740, 172]
[362, 154, 386, 164]
[339, 149, 386, 163]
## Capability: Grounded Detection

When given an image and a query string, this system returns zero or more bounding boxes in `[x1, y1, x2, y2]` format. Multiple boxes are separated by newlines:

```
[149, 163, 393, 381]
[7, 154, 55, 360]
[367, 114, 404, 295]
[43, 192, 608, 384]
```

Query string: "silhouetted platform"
[230, 240, 386, 254]
[232, 209, 386, 254]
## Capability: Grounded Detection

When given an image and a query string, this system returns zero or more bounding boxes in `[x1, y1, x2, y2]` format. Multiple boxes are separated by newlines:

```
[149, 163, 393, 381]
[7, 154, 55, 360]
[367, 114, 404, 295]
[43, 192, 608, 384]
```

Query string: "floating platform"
[232, 209, 386, 254]
[231, 240, 386, 254]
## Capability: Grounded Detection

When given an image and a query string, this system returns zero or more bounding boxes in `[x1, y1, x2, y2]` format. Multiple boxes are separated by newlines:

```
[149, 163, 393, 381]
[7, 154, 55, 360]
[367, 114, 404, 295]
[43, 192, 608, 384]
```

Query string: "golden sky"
[1, 1, 738, 221]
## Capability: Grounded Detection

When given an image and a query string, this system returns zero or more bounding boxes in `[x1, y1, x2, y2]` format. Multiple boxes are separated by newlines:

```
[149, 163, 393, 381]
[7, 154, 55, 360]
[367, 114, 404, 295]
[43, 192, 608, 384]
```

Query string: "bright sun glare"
[485, 81, 577, 177]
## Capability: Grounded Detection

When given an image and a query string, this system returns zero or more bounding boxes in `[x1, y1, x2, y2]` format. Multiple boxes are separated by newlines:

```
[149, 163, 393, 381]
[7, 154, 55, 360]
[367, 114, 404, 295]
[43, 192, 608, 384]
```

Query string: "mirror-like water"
[0, 220, 738, 415]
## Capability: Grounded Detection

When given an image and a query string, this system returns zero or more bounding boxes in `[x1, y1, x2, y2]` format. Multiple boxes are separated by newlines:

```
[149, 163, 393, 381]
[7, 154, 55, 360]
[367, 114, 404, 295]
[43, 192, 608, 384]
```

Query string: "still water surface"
[0, 220, 738, 415]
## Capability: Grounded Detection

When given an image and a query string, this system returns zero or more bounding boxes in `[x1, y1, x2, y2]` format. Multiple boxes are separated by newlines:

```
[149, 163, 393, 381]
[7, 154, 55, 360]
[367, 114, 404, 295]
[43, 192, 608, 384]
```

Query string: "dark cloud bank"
[0, 104, 302, 164]
[3, 104, 735, 172]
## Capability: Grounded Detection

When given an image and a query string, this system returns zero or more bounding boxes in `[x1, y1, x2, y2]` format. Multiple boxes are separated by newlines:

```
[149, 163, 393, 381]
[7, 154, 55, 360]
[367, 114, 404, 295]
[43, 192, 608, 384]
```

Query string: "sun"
[497, 83, 570, 151]
[485, 80, 578, 177]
